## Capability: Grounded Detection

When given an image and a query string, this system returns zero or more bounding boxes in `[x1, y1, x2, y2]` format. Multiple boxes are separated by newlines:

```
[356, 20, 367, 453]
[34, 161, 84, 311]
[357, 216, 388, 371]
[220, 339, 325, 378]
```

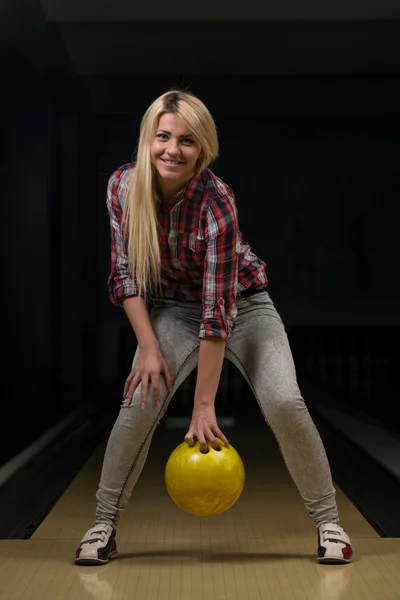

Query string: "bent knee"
[262, 390, 308, 427]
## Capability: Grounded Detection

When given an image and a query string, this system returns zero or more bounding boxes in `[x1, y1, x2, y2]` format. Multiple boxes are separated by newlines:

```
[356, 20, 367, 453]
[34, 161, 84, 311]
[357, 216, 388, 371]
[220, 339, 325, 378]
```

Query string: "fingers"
[162, 361, 173, 392]
[213, 426, 230, 449]
[184, 428, 211, 453]
[196, 430, 208, 454]
[184, 430, 195, 447]
[124, 354, 172, 407]
[124, 371, 165, 408]
[140, 375, 149, 409]
[205, 427, 219, 451]
[124, 371, 141, 405]
[184, 427, 220, 453]
[123, 369, 136, 397]
[152, 374, 160, 406]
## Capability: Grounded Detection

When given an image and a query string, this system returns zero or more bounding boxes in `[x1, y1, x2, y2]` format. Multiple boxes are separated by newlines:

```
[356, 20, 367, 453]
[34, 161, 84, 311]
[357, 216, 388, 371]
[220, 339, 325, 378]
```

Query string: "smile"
[161, 159, 183, 165]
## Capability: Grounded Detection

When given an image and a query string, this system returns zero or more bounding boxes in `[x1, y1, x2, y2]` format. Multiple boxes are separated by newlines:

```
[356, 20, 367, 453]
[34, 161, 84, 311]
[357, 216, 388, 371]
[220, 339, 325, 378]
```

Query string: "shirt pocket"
[174, 231, 205, 271]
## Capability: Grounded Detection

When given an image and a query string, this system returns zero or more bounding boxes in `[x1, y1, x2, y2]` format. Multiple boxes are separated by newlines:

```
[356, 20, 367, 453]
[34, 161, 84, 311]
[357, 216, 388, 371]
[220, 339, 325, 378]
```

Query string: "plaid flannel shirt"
[107, 163, 267, 340]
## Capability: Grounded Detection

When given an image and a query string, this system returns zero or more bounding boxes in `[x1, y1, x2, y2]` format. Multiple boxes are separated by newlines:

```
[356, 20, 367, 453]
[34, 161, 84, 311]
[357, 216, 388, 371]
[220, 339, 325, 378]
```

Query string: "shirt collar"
[166, 169, 205, 208]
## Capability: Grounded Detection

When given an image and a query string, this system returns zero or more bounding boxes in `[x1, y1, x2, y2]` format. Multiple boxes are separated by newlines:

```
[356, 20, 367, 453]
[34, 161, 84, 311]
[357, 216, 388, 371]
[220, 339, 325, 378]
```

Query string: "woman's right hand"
[123, 346, 173, 408]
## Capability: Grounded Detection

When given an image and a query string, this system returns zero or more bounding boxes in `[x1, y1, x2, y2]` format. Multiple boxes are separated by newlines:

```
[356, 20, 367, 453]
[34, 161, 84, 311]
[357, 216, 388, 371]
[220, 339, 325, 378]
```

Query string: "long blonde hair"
[122, 90, 219, 298]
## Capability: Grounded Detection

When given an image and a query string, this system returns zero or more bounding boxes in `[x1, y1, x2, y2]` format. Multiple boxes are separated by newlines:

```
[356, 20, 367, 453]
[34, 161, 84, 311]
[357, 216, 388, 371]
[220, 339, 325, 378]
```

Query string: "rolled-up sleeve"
[106, 171, 140, 305]
[199, 192, 239, 340]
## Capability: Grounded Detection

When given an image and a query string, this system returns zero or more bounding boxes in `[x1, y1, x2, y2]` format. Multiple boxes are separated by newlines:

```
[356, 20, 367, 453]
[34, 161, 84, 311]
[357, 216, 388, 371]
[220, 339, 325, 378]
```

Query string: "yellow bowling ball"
[165, 438, 245, 516]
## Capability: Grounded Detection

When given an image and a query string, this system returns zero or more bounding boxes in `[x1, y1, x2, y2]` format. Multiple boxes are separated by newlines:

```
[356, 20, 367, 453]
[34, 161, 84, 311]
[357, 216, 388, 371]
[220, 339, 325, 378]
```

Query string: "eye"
[156, 133, 168, 140]
[182, 138, 194, 145]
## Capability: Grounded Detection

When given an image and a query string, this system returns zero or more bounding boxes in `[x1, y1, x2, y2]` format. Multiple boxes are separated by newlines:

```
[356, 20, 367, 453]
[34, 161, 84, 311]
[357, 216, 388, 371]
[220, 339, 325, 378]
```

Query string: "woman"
[75, 90, 353, 566]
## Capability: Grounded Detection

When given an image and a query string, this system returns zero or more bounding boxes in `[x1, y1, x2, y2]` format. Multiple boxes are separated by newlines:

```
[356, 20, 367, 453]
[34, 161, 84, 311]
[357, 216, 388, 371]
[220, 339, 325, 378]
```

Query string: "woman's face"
[151, 113, 202, 195]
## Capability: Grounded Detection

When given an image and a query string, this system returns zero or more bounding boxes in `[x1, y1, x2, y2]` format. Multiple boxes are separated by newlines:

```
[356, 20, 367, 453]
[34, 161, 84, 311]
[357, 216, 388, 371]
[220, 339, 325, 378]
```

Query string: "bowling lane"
[33, 420, 377, 543]
[2, 417, 398, 600]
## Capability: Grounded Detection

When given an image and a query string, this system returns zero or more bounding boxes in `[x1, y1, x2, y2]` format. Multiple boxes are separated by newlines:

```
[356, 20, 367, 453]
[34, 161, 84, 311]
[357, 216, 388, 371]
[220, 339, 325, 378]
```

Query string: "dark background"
[1, 0, 399, 468]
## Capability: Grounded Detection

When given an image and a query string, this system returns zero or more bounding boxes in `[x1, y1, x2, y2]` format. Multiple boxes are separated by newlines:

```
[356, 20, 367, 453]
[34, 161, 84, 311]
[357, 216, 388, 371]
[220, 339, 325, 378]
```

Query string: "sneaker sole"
[75, 549, 118, 566]
[317, 555, 353, 564]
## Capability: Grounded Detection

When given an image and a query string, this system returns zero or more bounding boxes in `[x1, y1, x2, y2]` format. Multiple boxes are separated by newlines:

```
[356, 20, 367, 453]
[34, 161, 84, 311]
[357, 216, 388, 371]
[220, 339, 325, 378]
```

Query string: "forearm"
[121, 296, 158, 351]
[194, 338, 226, 407]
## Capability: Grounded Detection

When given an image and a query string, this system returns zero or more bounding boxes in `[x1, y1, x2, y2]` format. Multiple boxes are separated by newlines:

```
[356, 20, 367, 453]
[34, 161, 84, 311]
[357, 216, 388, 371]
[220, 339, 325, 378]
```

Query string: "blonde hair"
[122, 89, 219, 298]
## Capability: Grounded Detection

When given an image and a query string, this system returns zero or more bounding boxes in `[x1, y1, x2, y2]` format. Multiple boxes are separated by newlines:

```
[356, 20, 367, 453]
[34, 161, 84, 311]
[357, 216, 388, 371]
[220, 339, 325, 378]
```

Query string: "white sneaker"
[75, 524, 118, 565]
[317, 523, 353, 563]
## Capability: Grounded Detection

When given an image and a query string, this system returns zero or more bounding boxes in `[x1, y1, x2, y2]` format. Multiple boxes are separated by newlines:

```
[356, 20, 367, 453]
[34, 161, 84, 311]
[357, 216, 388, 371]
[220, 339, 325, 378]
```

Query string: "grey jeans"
[95, 291, 339, 529]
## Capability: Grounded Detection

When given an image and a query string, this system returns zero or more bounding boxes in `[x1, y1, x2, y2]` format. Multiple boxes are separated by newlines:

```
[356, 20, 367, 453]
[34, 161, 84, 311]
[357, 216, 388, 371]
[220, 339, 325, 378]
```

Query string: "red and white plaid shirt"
[107, 163, 267, 339]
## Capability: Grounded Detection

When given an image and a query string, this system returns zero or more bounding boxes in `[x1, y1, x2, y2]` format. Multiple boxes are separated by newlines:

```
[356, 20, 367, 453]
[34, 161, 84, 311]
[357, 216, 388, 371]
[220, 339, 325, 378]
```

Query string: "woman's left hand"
[185, 405, 230, 454]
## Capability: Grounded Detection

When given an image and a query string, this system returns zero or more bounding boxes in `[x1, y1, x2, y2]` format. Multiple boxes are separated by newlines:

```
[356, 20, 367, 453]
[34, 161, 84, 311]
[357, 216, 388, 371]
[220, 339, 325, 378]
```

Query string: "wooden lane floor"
[1, 423, 399, 600]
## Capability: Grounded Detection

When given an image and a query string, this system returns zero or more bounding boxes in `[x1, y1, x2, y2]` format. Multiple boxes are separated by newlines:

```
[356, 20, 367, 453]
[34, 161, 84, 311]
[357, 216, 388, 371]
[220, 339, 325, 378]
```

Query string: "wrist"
[139, 337, 159, 353]
[194, 393, 215, 408]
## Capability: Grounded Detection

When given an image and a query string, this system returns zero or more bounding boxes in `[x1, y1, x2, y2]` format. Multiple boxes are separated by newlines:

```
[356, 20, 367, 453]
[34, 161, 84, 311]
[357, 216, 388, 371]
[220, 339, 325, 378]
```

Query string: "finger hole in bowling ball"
[210, 442, 221, 452]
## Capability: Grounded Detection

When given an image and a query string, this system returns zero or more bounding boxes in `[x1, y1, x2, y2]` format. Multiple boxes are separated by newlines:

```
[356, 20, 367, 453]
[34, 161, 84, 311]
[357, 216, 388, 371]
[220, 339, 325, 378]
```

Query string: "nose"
[165, 138, 180, 157]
